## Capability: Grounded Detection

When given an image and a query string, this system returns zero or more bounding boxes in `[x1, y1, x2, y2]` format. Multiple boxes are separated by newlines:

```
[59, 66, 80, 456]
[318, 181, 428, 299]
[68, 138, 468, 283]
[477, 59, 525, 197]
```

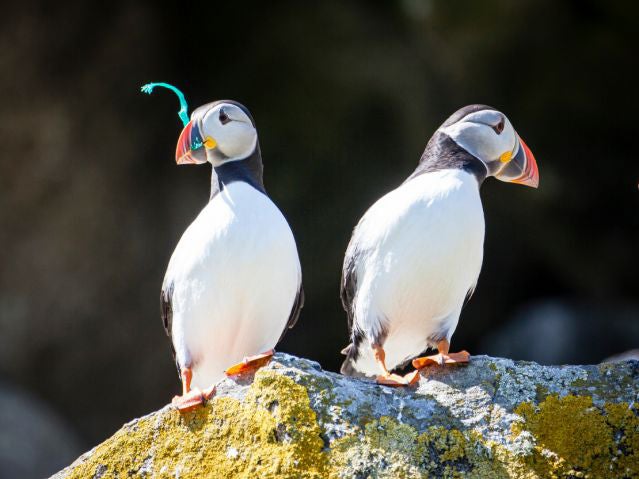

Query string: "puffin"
[161, 100, 304, 410]
[340, 104, 538, 386]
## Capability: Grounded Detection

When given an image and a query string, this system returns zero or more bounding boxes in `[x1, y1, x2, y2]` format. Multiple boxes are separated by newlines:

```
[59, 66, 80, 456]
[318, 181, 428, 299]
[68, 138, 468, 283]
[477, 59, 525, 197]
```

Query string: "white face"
[200, 103, 257, 166]
[441, 109, 520, 176]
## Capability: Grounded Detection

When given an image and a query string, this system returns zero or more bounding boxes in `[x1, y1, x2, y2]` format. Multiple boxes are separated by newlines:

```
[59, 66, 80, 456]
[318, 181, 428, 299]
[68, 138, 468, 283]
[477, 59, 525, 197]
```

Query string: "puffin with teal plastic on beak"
[340, 105, 538, 386]
[144, 84, 303, 410]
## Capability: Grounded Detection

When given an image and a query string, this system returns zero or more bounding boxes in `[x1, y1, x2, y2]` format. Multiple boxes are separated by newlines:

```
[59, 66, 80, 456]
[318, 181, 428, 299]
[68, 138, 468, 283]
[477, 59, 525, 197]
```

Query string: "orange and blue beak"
[495, 135, 539, 188]
[175, 120, 208, 165]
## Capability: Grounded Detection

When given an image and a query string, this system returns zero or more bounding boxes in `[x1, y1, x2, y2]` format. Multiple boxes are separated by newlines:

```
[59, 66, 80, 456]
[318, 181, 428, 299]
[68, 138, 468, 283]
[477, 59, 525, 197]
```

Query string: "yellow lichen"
[62, 374, 639, 479]
[66, 371, 329, 479]
[329, 416, 423, 479]
[513, 395, 639, 479]
[418, 427, 542, 479]
[329, 418, 538, 479]
[604, 403, 639, 476]
[329, 395, 639, 479]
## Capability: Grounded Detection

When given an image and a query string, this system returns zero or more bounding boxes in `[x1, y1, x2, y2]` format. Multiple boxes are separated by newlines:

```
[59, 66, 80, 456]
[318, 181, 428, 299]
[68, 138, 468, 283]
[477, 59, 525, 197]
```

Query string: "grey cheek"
[210, 147, 229, 162]
[484, 160, 503, 176]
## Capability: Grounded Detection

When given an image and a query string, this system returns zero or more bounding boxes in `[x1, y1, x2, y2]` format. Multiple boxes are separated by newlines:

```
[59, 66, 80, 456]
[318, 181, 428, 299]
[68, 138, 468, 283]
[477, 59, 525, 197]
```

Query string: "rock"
[51, 353, 639, 479]
[604, 349, 639, 363]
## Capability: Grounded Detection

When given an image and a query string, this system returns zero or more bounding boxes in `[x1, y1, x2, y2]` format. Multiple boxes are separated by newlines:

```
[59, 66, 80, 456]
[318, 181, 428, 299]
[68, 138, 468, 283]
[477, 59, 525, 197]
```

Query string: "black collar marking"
[407, 104, 496, 185]
[407, 131, 487, 185]
[191, 100, 265, 199]
[210, 144, 266, 199]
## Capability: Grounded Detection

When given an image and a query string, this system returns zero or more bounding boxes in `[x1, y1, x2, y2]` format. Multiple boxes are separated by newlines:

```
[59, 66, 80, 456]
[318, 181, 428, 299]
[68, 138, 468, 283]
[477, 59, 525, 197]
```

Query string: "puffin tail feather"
[340, 343, 365, 377]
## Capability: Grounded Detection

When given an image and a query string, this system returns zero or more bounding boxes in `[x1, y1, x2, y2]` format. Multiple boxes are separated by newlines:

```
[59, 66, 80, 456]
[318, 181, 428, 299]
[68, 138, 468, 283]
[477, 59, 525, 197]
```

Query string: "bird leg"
[373, 345, 420, 386]
[412, 339, 470, 369]
[225, 349, 275, 377]
[172, 367, 216, 412]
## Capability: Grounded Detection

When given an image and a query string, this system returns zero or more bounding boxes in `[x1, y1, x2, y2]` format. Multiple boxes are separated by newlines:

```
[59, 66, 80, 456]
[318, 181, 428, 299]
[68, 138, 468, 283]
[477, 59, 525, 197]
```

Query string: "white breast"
[351, 169, 485, 373]
[165, 182, 301, 389]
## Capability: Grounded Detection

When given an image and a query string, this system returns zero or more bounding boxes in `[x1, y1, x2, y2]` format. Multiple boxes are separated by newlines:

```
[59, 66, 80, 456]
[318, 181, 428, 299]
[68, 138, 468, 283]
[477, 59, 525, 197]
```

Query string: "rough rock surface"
[52, 353, 639, 478]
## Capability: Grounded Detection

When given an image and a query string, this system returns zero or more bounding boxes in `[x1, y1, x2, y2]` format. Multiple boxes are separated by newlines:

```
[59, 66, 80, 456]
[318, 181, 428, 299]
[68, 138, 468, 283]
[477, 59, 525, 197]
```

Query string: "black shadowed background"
[1, 1, 638, 477]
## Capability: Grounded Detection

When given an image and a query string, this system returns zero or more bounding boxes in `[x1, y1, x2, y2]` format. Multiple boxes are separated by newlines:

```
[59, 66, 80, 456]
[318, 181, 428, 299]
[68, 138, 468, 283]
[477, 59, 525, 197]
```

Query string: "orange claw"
[225, 350, 275, 377]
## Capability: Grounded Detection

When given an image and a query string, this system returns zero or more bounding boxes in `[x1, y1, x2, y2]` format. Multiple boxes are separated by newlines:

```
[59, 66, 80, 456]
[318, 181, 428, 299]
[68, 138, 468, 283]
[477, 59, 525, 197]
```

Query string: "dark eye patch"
[493, 119, 505, 134]
[219, 108, 231, 125]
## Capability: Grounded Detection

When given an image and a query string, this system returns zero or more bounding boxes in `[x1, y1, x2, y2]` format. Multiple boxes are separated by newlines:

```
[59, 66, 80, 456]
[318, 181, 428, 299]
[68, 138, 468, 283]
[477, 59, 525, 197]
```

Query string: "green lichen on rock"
[513, 395, 639, 478]
[330, 416, 423, 478]
[52, 354, 639, 479]
[330, 418, 544, 479]
[64, 371, 328, 479]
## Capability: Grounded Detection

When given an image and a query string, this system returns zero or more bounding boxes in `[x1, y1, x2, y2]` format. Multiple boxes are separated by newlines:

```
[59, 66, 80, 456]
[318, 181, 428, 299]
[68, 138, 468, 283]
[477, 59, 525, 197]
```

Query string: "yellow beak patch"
[499, 151, 512, 163]
[203, 136, 217, 149]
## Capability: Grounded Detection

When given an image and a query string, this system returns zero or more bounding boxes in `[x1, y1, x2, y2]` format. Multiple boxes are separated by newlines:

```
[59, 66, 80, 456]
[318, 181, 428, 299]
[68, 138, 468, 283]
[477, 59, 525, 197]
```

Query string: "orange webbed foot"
[225, 350, 275, 377]
[412, 350, 470, 369]
[172, 367, 216, 412]
[172, 388, 207, 412]
[172, 385, 216, 412]
[376, 370, 420, 387]
[371, 344, 420, 387]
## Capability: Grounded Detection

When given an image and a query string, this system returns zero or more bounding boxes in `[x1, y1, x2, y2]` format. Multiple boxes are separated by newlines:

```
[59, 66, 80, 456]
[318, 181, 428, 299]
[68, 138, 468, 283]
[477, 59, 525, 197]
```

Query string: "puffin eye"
[493, 119, 505, 135]
[219, 109, 231, 125]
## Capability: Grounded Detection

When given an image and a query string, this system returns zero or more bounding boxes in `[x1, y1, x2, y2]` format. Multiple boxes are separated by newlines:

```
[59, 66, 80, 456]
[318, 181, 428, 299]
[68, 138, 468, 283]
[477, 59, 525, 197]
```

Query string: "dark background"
[1, 1, 638, 476]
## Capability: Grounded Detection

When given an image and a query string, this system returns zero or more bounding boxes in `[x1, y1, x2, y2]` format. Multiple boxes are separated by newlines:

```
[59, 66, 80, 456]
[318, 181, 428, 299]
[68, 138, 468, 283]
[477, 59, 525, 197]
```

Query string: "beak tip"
[516, 135, 539, 188]
[175, 120, 207, 165]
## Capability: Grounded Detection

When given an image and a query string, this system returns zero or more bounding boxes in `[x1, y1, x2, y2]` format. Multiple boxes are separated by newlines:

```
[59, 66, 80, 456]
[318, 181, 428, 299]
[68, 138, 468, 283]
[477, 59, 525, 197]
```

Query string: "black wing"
[462, 282, 478, 310]
[339, 244, 363, 372]
[340, 232, 359, 336]
[160, 281, 180, 378]
[278, 282, 304, 344]
[340, 227, 368, 373]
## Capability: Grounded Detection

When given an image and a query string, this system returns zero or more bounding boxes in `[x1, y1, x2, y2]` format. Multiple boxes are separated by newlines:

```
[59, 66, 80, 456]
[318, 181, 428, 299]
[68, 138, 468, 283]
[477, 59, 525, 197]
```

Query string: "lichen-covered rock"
[51, 354, 639, 479]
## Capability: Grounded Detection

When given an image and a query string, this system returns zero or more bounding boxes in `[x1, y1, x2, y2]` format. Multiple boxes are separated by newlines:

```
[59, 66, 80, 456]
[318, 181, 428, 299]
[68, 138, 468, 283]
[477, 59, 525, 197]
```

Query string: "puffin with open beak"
[340, 105, 538, 386]
[161, 100, 304, 410]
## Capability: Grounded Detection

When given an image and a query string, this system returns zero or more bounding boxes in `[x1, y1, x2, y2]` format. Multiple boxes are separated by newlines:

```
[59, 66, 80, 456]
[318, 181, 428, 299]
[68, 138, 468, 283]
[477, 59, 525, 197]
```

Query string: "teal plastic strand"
[141, 82, 190, 127]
